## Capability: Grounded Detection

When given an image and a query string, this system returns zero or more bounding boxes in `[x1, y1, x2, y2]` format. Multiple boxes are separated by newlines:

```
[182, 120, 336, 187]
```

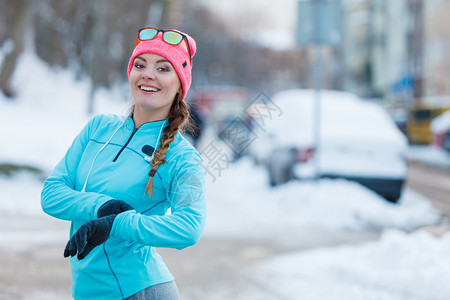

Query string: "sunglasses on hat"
[136, 27, 192, 65]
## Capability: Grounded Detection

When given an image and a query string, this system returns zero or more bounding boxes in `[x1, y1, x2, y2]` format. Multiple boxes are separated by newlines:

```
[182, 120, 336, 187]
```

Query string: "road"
[406, 160, 450, 216]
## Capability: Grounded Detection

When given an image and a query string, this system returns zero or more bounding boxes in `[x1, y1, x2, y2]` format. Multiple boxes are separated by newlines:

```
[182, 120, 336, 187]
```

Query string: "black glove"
[64, 214, 116, 260]
[97, 199, 134, 218]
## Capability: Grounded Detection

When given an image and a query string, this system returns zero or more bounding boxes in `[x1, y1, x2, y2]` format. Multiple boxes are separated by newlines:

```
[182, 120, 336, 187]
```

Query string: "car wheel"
[268, 148, 296, 186]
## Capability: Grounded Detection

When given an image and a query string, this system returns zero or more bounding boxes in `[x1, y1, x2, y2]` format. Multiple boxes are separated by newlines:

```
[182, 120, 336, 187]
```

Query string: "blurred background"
[1, 0, 450, 299]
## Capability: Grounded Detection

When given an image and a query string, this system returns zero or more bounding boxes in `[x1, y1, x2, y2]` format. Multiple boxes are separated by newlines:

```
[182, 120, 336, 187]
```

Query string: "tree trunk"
[87, 0, 108, 114]
[0, 0, 31, 98]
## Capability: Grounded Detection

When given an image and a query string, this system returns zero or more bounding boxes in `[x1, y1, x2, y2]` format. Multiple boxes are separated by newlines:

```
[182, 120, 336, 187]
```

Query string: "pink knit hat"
[127, 29, 196, 100]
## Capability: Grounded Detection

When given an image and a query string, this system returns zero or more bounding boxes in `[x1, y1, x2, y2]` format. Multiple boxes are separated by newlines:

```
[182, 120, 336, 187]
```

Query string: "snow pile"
[0, 173, 44, 216]
[431, 110, 450, 134]
[204, 158, 440, 242]
[255, 229, 450, 300]
[408, 145, 450, 169]
[0, 174, 68, 250]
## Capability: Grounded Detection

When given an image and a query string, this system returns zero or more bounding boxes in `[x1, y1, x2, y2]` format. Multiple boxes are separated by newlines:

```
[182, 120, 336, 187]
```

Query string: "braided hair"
[143, 92, 193, 196]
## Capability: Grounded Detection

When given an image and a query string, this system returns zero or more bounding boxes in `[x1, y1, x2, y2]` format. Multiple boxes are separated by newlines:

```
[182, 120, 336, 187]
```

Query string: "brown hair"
[142, 92, 193, 197]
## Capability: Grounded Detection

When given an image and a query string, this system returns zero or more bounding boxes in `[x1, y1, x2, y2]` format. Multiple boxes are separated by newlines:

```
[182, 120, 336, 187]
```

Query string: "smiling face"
[129, 53, 182, 122]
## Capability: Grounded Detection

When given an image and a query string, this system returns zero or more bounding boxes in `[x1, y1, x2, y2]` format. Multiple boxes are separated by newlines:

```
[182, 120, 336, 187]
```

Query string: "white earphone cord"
[150, 119, 167, 162]
[82, 118, 167, 192]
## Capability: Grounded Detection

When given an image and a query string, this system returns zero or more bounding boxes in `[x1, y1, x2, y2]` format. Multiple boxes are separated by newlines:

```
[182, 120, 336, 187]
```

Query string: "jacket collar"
[125, 116, 168, 133]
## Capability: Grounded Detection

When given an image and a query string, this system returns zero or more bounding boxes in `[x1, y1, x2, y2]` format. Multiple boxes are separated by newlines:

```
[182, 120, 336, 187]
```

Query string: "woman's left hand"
[97, 199, 134, 218]
[64, 214, 117, 260]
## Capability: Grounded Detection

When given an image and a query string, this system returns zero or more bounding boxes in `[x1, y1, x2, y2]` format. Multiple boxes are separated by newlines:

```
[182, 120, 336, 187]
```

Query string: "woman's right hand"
[64, 214, 117, 259]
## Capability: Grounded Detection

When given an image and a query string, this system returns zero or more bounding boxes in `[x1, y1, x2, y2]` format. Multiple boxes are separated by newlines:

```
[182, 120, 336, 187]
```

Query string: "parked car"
[248, 89, 408, 203]
[431, 110, 450, 152]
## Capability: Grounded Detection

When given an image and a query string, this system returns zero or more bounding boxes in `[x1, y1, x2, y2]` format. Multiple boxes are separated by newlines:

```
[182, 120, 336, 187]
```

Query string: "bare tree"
[0, 0, 31, 98]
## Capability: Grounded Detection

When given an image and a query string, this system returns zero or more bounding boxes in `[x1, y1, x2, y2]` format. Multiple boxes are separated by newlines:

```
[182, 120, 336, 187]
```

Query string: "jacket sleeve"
[110, 151, 207, 250]
[41, 115, 113, 222]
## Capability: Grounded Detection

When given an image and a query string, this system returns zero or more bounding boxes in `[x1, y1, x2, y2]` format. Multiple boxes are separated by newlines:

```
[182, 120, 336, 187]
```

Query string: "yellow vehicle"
[407, 97, 450, 144]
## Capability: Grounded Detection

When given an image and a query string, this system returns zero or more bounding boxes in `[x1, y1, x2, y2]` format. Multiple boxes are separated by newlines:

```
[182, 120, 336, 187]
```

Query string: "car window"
[413, 110, 431, 120]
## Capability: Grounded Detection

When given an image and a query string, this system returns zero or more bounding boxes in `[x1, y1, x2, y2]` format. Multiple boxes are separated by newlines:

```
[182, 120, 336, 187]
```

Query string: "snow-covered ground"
[204, 158, 440, 241]
[408, 145, 450, 169]
[255, 229, 450, 300]
[1, 51, 450, 299]
[431, 110, 450, 135]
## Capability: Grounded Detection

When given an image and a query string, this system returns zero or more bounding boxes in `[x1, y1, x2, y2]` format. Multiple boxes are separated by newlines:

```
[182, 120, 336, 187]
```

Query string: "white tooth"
[141, 86, 157, 92]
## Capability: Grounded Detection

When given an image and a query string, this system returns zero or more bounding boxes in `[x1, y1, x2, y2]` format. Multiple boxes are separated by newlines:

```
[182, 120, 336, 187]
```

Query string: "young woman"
[41, 28, 206, 300]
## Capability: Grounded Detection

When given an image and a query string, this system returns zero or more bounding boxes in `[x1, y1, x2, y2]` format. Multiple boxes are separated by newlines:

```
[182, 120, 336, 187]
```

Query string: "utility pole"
[297, 0, 342, 180]
[313, 0, 323, 180]
[407, 0, 424, 104]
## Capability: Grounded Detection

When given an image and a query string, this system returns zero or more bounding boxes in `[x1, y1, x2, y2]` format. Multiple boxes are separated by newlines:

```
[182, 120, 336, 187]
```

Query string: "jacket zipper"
[113, 127, 138, 162]
[103, 243, 124, 298]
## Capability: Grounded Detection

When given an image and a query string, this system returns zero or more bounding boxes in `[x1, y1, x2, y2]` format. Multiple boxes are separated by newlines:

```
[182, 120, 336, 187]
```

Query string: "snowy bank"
[255, 229, 450, 300]
[204, 158, 441, 244]
[407, 145, 450, 169]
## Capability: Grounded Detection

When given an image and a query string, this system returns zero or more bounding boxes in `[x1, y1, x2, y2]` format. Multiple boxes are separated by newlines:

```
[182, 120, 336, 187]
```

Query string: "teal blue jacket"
[41, 114, 207, 300]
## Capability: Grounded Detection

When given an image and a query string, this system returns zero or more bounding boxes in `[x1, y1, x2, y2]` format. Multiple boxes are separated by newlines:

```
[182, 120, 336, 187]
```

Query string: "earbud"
[142, 145, 155, 156]
[142, 145, 155, 164]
